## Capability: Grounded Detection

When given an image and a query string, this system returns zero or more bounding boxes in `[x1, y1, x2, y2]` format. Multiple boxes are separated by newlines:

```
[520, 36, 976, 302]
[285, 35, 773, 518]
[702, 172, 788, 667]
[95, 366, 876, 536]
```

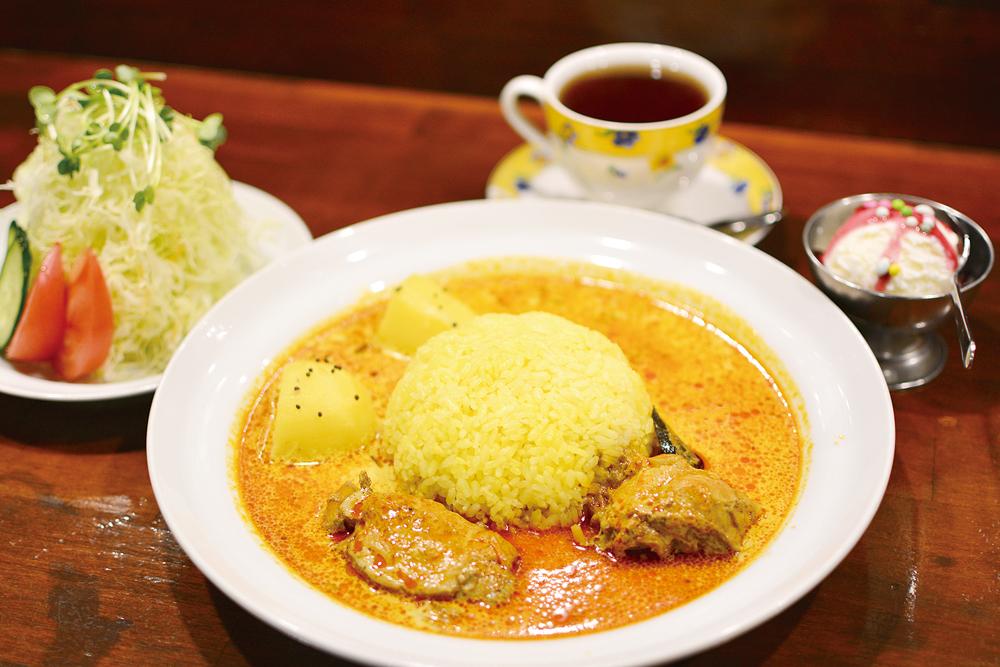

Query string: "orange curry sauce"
[233, 259, 806, 639]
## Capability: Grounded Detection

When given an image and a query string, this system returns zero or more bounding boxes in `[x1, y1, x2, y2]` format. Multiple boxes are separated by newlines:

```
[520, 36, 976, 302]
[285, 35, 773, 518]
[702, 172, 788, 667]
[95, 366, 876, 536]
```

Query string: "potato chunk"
[271, 360, 376, 462]
[374, 275, 475, 355]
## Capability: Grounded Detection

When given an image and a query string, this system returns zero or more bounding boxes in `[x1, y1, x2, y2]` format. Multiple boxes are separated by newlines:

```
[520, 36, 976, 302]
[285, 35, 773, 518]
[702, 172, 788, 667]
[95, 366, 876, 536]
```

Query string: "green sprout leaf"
[94, 68, 113, 80]
[115, 64, 141, 84]
[28, 86, 57, 125]
[28, 85, 56, 109]
[57, 155, 81, 176]
[133, 185, 155, 212]
[197, 113, 227, 151]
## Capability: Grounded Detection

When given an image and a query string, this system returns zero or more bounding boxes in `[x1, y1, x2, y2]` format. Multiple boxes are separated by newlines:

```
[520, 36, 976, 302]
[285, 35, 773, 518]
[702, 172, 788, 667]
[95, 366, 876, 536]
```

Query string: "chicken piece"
[584, 440, 650, 517]
[320, 478, 364, 534]
[333, 489, 519, 604]
[585, 408, 703, 519]
[594, 455, 761, 557]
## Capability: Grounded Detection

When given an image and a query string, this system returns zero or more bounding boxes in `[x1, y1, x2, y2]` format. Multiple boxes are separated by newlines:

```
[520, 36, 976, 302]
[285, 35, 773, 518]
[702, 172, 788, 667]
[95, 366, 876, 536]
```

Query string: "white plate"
[147, 199, 894, 666]
[0, 181, 312, 401]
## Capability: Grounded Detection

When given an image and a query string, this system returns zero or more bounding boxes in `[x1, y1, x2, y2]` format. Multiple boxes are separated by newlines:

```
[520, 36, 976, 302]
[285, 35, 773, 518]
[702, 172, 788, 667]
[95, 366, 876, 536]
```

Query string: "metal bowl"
[803, 193, 994, 390]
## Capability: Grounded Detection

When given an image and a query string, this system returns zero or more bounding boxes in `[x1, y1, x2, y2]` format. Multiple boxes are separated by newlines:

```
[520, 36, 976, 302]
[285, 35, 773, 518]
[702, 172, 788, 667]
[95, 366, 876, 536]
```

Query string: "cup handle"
[500, 75, 551, 158]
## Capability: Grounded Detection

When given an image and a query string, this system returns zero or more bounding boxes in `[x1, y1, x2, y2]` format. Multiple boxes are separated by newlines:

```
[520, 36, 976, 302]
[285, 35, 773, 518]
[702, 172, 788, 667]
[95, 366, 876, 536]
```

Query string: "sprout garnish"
[28, 65, 227, 211]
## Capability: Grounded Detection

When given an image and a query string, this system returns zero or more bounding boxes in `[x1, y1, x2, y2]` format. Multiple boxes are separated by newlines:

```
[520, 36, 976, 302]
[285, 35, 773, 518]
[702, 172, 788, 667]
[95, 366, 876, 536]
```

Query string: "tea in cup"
[500, 43, 726, 209]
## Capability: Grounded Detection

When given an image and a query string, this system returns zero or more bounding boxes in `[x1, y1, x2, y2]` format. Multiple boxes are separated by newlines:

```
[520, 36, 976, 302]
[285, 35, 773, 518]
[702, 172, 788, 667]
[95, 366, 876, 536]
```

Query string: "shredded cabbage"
[12, 112, 263, 381]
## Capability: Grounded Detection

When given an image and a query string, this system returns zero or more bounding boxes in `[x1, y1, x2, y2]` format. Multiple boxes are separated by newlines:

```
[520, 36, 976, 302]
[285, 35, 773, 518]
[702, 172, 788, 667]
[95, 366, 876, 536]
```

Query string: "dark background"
[5, 0, 1000, 148]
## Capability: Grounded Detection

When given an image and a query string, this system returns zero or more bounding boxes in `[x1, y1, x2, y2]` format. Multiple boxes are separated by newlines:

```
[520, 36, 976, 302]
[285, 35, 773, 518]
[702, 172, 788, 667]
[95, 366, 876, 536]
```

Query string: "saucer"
[486, 136, 782, 245]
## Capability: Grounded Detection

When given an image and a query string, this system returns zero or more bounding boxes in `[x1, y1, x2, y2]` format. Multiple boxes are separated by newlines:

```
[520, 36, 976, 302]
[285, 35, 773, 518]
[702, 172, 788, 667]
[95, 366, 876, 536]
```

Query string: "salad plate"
[0, 181, 311, 401]
[147, 199, 893, 666]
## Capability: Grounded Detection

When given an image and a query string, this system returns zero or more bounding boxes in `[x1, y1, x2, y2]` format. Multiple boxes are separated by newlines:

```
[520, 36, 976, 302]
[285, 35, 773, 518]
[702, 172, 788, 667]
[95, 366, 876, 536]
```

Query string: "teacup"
[500, 43, 726, 210]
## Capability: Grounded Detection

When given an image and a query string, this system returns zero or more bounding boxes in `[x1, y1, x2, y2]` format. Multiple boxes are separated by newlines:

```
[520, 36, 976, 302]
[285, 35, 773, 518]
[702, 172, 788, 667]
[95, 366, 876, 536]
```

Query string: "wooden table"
[0, 52, 996, 667]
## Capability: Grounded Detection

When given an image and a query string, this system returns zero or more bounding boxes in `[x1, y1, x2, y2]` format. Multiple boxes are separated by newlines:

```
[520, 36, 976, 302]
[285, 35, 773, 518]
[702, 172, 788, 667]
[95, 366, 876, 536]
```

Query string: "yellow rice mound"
[384, 312, 653, 529]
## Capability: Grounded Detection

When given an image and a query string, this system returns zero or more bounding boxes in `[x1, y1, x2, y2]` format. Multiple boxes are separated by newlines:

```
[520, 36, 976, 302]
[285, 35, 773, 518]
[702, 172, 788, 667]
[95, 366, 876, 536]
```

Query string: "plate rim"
[0, 180, 312, 402]
[147, 198, 894, 666]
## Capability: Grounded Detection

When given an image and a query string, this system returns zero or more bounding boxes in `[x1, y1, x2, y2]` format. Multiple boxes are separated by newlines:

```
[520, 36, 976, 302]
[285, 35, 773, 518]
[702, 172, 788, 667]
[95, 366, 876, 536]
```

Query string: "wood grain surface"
[5, 0, 1000, 148]
[0, 51, 997, 667]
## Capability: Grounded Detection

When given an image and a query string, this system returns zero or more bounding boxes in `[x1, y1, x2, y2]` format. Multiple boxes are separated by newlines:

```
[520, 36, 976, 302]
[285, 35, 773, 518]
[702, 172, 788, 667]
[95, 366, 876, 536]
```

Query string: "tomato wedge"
[6, 244, 67, 361]
[53, 248, 114, 381]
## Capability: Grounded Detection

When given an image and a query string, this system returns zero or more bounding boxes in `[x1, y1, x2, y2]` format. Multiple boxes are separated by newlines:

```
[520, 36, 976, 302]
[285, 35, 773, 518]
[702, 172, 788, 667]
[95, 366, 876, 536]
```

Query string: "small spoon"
[707, 210, 783, 239]
[949, 274, 976, 368]
[938, 209, 976, 368]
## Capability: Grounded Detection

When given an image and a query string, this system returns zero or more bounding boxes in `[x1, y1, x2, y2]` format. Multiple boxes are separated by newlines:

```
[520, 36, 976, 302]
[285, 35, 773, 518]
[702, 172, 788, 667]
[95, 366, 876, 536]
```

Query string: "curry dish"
[233, 258, 806, 639]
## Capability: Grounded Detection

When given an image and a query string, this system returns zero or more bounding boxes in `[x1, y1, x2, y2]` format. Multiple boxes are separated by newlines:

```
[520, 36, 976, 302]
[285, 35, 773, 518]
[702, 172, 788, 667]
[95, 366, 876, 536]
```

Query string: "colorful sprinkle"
[862, 200, 878, 209]
[905, 216, 918, 227]
[900, 205, 913, 216]
[888, 263, 901, 277]
[876, 257, 891, 275]
[914, 204, 934, 216]
[878, 198, 892, 208]
[920, 218, 935, 233]
[875, 206, 890, 217]
[891, 198, 905, 210]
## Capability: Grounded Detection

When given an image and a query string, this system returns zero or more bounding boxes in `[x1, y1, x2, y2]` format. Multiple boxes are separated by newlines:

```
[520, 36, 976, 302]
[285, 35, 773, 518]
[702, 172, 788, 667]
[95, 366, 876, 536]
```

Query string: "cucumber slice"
[0, 221, 31, 351]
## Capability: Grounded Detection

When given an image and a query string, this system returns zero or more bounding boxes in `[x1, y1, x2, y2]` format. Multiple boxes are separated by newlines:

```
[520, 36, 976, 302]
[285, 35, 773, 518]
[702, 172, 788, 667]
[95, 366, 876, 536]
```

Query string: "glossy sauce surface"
[234, 260, 805, 639]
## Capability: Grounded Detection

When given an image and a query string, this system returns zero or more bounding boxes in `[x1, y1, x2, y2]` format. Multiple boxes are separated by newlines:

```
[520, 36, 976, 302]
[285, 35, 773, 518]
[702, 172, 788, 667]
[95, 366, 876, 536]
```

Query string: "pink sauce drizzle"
[821, 202, 958, 292]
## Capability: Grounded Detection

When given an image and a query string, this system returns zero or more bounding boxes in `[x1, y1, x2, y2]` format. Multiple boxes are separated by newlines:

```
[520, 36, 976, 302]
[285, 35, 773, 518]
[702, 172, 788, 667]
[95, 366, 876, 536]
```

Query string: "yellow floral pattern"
[711, 141, 775, 214]
[543, 103, 724, 171]
[486, 137, 780, 219]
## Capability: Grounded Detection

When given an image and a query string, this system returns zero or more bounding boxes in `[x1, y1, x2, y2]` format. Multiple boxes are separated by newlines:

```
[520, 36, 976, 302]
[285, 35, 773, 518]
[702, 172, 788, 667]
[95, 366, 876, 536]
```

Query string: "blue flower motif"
[612, 131, 640, 147]
[515, 177, 531, 192]
[733, 180, 748, 194]
[693, 124, 710, 144]
[558, 123, 577, 145]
